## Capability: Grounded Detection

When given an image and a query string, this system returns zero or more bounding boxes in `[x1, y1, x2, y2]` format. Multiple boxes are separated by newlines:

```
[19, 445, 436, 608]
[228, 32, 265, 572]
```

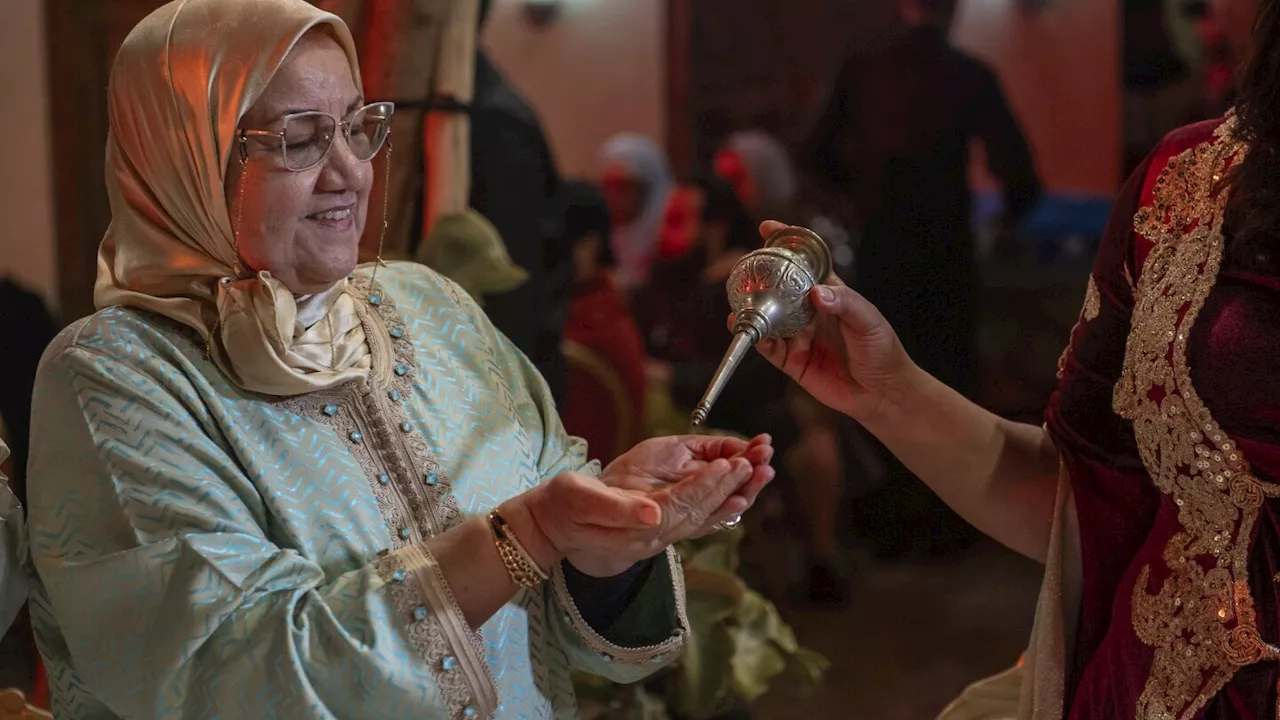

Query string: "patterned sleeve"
[26, 342, 491, 720]
[442, 274, 690, 682]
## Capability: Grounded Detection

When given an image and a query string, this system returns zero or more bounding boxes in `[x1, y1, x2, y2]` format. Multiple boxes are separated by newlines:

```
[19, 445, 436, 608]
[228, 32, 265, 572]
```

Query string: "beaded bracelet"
[488, 509, 550, 588]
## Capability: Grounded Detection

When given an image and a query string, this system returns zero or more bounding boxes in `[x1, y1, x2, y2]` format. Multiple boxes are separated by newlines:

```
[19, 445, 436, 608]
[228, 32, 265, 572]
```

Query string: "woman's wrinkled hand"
[511, 454, 763, 577]
[737, 221, 919, 424]
[601, 433, 774, 526]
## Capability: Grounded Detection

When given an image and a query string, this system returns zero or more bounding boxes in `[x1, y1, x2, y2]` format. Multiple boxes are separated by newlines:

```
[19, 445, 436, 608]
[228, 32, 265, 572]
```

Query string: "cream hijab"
[95, 0, 375, 397]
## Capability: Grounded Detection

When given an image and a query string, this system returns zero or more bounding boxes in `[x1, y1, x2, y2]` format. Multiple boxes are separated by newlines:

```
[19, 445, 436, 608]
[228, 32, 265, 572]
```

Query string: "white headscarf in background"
[94, 0, 374, 397]
[722, 130, 799, 220]
[597, 133, 674, 291]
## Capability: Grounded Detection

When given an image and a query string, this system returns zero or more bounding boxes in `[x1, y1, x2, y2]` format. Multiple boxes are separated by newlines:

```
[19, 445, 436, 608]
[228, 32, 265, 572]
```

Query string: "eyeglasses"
[239, 101, 395, 172]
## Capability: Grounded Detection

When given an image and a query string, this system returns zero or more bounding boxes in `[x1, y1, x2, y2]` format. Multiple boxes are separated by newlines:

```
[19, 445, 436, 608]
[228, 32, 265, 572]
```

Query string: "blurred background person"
[713, 130, 856, 604]
[558, 180, 648, 466]
[802, 0, 1041, 559]
[470, 0, 570, 404]
[598, 133, 676, 294]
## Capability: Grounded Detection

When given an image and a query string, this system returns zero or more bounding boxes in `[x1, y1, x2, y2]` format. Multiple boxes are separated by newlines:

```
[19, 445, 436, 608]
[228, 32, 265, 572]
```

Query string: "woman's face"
[226, 33, 371, 295]
[601, 164, 647, 226]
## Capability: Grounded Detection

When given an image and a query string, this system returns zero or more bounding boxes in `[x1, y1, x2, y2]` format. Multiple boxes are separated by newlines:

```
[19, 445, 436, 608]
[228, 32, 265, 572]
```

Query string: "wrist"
[861, 360, 934, 440]
[498, 493, 564, 573]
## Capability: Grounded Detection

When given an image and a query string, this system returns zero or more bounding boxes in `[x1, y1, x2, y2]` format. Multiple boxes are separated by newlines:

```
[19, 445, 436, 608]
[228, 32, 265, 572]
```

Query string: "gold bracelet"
[488, 509, 550, 589]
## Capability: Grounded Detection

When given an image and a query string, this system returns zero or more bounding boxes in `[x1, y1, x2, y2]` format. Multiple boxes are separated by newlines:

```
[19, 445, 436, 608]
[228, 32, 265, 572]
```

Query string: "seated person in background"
[0, 440, 24, 638]
[635, 172, 793, 432]
[713, 130, 798, 225]
[634, 172, 799, 546]
[559, 181, 648, 465]
[597, 134, 675, 293]
[714, 131, 854, 604]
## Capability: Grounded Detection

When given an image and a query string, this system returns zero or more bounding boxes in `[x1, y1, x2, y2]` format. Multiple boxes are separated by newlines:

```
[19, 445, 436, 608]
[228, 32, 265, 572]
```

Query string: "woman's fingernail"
[639, 505, 661, 526]
[817, 286, 835, 303]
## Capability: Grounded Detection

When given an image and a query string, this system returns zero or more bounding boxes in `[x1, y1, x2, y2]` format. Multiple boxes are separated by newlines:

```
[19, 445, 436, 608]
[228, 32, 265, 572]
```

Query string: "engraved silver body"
[691, 227, 832, 426]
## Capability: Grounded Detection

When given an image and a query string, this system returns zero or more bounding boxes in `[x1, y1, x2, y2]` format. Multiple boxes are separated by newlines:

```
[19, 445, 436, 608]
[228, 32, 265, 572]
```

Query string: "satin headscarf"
[94, 0, 373, 397]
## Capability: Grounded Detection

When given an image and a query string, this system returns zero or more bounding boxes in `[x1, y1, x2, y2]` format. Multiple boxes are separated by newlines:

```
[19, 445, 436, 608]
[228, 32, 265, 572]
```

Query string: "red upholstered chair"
[561, 340, 637, 466]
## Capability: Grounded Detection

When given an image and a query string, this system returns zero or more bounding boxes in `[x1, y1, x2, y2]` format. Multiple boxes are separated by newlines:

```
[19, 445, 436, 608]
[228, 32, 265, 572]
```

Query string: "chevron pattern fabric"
[25, 263, 681, 719]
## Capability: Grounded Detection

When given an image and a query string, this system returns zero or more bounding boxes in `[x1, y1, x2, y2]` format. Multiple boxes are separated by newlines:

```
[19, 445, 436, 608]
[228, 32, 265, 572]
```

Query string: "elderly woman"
[24, 2, 774, 719]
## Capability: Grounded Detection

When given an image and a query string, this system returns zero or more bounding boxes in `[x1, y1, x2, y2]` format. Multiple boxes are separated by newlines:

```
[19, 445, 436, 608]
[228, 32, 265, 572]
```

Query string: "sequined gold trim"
[550, 546, 688, 665]
[1113, 117, 1280, 719]
[1057, 275, 1101, 379]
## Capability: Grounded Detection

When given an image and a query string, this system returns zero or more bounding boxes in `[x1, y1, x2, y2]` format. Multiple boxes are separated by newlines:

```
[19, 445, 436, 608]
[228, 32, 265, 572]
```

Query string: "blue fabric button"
[368, 293, 382, 306]
[390, 327, 404, 338]
[600, 653, 613, 663]
[394, 364, 409, 376]
[425, 472, 437, 486]
[349, 431, 363, 443]
[442, 656, 457, 671]
[322, 403, 339, 416]
[377, 473, 390, 485]
[399, 527, 411, 539]
[463, 707, 478, 718]
[652, 655, 664, 664]
[413, 606, 427, 621]
[391, 568, 406, 582]
[388, 390, 402, 402]
[400, 421, 412, 433]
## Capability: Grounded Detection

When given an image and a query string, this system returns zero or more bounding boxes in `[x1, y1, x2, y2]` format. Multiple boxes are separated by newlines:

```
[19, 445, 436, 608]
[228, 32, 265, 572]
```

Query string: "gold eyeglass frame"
[237, 101, 396, 172]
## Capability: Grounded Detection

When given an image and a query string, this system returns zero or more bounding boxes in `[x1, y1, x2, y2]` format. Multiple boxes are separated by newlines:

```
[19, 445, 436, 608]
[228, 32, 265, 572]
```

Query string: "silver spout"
[691, 314, 766, 426]
[691, 330, 756, 426]
[689, 226, 834, 428]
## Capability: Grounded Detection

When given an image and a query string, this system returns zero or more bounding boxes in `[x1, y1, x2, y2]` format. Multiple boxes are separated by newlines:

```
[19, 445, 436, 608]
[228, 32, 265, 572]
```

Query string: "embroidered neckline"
[1114, 116, 1280, 718]
[279, 271, 497, 719]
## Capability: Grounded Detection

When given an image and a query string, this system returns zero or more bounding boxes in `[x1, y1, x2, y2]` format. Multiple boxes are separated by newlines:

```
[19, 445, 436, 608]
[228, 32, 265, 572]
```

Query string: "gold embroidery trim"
[1113, 117, 1280, 719]
[550, 546, 689, 666]
[1057, 275, 1101, 379]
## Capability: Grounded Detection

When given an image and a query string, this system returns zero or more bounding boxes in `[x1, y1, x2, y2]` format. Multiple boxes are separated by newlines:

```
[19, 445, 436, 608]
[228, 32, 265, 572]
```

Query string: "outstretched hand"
[535, 434, 775, 577]
[735, 221, 917, 424]
[601, 433, 774, 517]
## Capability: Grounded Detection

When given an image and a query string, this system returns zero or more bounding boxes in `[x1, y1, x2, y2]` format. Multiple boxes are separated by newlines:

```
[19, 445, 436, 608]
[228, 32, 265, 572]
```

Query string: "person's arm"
[862, 365, 1060, 561]
[972, 63, 1042, 225]
[26, 340, 566, 718]
[754, 142, 1151, 562]
[445, 274, 690, 681]
[28, 332, 669, 718]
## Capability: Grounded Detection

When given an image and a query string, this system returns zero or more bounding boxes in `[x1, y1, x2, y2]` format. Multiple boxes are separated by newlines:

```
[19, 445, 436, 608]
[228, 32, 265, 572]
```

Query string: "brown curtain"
[315, 0, 477, 261]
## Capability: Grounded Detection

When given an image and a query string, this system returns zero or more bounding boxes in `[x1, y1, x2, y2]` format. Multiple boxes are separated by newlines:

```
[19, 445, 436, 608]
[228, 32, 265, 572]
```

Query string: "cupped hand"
[559, 453, 761, 576]
[602, 433, 775, 531]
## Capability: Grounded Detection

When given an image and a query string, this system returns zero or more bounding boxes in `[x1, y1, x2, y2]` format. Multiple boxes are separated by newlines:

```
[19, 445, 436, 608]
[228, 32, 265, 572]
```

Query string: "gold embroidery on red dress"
[1114, 116, 1280, 719]
[1057, 275, 1101, 379]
